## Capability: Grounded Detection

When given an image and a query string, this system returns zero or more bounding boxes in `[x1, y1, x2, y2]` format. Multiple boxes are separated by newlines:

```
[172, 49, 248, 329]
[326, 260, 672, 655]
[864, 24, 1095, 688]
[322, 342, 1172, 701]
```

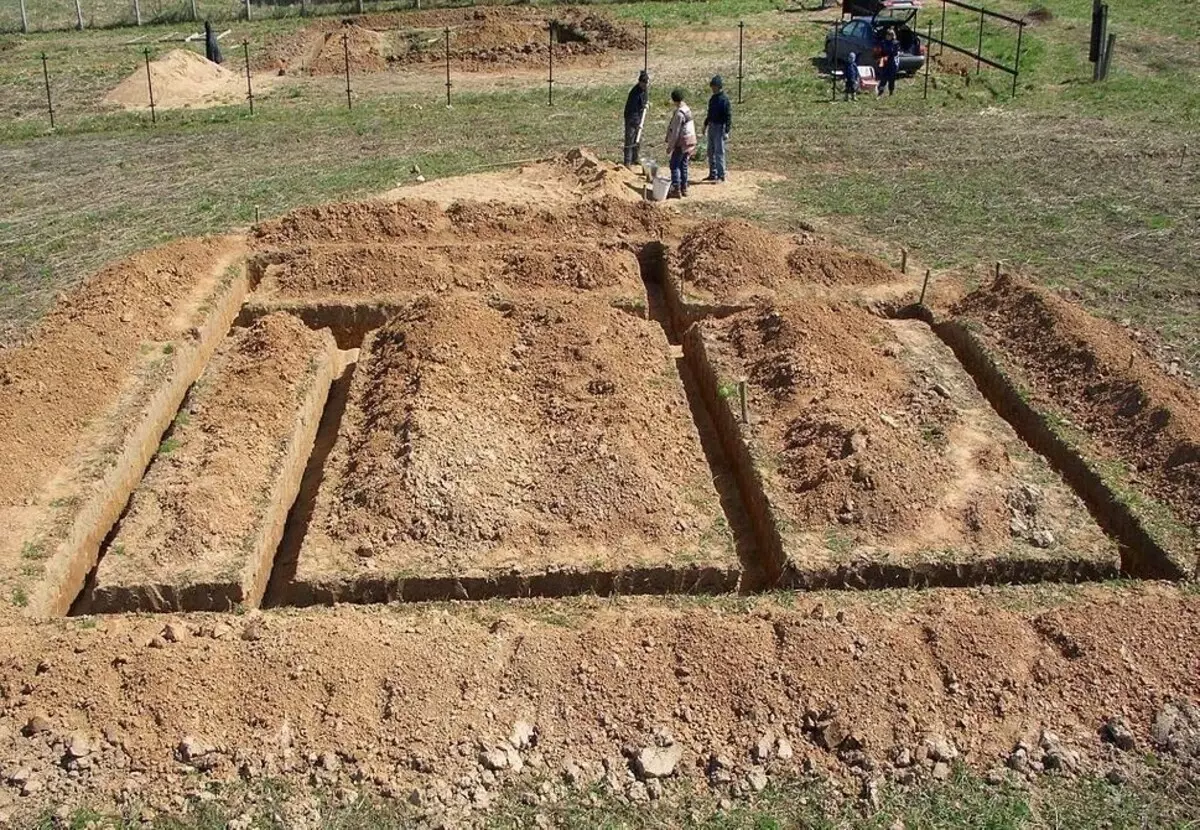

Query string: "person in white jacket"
[664, 88, 697, 199]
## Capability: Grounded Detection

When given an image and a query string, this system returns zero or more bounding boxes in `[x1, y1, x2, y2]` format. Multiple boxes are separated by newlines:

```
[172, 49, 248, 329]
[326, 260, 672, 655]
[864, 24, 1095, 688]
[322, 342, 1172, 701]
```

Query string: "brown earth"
[252, 240, 642, 302]
[293, 292, 731, 593]
[0, 237, 240, 512]
[0, 586, 1198, 824]
[86, 314, 337, 613]
[252, 194, 671, 249]
[676, 219, 903, 302]
[953, 275, 1200, 530]
[696, 301, 1116, 576]
[103, 49, 247, 110]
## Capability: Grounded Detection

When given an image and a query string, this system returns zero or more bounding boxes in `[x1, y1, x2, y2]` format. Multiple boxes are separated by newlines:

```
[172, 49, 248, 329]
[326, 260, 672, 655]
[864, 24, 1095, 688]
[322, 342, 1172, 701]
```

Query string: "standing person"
[877, 28, 899, 96]
[204, 20, 223, 65]
[843, 51, 860, 101]
[622, 71, 650, 167]
[665, 88, 697, 199]
[701, 75, 732, 183]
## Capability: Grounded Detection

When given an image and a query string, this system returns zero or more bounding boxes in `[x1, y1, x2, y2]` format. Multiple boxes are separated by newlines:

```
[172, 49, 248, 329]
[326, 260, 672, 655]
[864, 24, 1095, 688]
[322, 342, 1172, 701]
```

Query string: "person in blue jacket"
[844, 51, 860, 100]
[701, 75, 732, 183]
[877, 28, 899, 96]
[622, 71, 650, 166]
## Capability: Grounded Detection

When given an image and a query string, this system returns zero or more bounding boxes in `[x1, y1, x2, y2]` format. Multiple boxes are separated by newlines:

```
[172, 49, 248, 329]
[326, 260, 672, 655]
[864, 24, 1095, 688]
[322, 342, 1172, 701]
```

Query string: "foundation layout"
[3, 196, 1196, 618]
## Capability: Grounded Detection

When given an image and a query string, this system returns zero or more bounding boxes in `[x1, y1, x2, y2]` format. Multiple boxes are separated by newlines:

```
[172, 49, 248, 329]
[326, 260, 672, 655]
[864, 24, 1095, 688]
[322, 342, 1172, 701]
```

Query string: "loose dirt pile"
[702, 302, 954, 538]
[1, 588, 1199, 824]
[86, 313, 336, 613]
[252, 241, 641, 302]
[676, 219, 902, 301]
[103, 49, 242, 110]
[253, 194, 669, 249]
[954, 275, 1200, 528]
[295, 293, 730, 591]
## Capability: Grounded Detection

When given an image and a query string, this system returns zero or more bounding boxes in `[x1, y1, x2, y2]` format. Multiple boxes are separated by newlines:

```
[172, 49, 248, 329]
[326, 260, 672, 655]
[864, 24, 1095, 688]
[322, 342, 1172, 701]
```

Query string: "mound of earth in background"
[104, 48, 242, 110]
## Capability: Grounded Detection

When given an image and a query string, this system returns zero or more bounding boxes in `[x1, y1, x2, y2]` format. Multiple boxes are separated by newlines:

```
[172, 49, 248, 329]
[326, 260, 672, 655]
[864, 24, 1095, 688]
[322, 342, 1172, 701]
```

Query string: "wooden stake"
[738, 380, 748, 424]
[901, 248, 908, 274]
[254, 205, 260, 223]
[995, 261, 1002, 281]
[919, 268, 932, 306]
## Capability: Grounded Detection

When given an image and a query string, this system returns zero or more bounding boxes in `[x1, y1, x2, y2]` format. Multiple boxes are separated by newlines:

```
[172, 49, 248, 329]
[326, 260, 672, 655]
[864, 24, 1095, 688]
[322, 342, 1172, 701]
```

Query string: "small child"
[843, 52, 860, 101]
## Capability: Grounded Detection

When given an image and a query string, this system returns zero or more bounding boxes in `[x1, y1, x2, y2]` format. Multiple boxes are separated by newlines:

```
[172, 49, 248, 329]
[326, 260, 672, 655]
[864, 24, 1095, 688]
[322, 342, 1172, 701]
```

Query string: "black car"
[825, 0, 926, 75]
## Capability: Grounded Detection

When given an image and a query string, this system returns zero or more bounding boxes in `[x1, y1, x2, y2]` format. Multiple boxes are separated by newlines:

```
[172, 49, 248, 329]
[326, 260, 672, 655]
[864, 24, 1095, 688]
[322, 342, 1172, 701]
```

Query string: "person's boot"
[666, 185, 681, 200]
[680, 183, 689, 197]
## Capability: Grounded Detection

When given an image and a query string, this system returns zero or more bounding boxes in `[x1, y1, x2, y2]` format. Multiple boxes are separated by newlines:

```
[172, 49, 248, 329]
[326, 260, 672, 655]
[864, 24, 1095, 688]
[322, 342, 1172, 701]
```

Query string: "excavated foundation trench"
[61, 242, 1192, 616]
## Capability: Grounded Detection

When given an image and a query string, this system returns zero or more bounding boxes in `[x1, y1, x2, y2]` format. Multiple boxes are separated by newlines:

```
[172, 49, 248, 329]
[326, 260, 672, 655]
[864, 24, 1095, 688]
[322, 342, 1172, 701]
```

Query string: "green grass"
[22, 766, 1200, 829]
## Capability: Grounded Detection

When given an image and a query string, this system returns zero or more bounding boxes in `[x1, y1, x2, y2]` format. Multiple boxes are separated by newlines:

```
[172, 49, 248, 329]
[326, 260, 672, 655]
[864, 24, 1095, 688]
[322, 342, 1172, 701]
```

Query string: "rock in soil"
[635, 744, 682, 780]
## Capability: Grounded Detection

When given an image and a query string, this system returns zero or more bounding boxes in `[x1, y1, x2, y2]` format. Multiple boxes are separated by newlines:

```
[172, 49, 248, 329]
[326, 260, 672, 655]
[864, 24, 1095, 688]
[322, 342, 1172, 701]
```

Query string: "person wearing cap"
[622, 71, 650, 167]
[701, 75, 732, 183]
[665, 88, 697, 198]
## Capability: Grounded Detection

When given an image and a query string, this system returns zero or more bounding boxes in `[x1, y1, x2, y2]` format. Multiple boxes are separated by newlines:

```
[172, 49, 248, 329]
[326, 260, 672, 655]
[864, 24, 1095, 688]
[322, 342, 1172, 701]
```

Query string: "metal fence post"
[245, 0, 251, 21]
[189, 0, 197, 21]
[20, 0, 28, 33]
[143, 47, 156, 124]
[923, 21, 932, 99]
[243, 39, 254, 114]
[547, 19, 554, 106]
[1101, 32, 1116, 79]
[737, 21, 744, 105]
[444, 27, 452, 107]
[74, 0, 84, 29]
[343, 32, 352, 109]
[976, 8, 984, 73]
[643, 21, 648, 73]
[1012, 21, 1023, 95]
[41, 52, 54, 129]
[939, 0, 946, 56]
[133, 0, 140, 25]
[830, 20, 840, 101]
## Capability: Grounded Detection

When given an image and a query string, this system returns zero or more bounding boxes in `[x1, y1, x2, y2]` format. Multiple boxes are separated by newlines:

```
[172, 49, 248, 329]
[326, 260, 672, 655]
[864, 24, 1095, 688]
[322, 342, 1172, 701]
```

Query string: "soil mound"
[325, 293, 719, 562]
[705, 302, 956, 537]
[677, 219, 792, 294]
[258, 22, 387, 75]
[786, 240, 898, 286]
[104, 48, 237, 109]
[252, 199, 448, 248]
[953, 275, 1200, 527]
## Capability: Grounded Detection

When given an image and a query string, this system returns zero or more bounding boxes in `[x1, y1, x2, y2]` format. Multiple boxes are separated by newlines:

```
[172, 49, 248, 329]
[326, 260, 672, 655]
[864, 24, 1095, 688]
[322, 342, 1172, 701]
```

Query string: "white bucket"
[650, 175, 671, 202]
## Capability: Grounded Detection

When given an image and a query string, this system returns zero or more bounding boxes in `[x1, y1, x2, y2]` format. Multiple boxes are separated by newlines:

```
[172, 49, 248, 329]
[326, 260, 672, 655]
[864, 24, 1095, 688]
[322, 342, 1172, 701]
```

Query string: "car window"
[849, 21, 872, 39]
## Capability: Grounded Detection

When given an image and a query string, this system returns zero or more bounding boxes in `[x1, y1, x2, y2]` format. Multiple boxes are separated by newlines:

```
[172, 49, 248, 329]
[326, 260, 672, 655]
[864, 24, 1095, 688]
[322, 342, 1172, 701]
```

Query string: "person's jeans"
[623, 121, 641, 166]
[706, 125, 727, 180]
[670, 147, 689, 192]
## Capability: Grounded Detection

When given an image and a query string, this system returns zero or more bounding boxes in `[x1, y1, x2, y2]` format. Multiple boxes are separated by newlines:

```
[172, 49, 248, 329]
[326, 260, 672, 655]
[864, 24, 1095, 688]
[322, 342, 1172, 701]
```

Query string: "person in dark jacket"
[877, 28, 899, 96]
[204, 20, 223, 65]
[622, 70, 649, 166]
[843, 51, 860, 100]
[701, 75, 732, 183]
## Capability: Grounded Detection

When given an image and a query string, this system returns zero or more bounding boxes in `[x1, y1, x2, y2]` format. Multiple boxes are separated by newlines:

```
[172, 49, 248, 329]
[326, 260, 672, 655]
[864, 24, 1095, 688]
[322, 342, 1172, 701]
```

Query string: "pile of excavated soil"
[253, 241, 641, 301]
[0, 238, 238, 511]
[1, 588, 1200, 823]
[702, 302, 957, 538]
[86, 314, 335, 612]
[252, 195, 670, 249]
[304, 293, 726, 579]
[103, 48, 240, 110]
[677, 220, 904, 299]
[677, 219, 792, 295]
[954, 275, 1200, 528]
[307, 25, 388, 75]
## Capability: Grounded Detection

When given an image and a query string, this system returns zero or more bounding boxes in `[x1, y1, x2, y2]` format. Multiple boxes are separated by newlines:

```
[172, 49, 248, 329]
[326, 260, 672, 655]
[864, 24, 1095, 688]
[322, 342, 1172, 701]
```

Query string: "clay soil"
[290, 292, 734, 599]
[256, 8, 637, 76]
[676, 219, 904, 304]
[0, 237, 243, 618]
[954, 275, 1200, 532]
[697, 301, 1117, 579]
[252, 193, 670, 250]
[252, 241, 642, 304]
[84, 314, 337, 613]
